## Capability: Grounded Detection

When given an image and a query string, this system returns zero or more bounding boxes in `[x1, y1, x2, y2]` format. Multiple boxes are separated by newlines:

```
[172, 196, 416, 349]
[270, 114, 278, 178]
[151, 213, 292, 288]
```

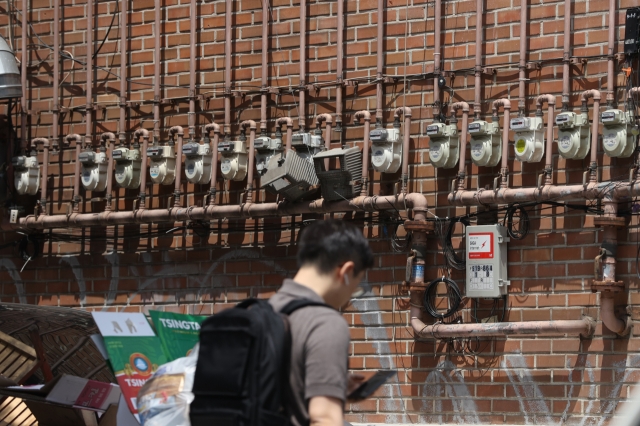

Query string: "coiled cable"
[422, 277, 462, 319]
[504, 204, 530, 240]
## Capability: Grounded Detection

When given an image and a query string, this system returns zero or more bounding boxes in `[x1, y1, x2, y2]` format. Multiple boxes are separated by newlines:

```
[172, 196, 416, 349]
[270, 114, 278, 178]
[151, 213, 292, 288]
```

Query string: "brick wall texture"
[1, 0, 640, 424]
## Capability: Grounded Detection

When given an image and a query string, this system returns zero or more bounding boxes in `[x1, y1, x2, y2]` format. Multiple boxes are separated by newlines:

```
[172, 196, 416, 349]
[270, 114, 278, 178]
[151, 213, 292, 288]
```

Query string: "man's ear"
[339, 261, 356, 286]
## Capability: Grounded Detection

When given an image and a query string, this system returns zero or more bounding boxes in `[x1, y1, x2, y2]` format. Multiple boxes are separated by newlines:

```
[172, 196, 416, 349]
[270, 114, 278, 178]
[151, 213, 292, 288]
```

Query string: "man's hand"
[346, 374, 366, 401]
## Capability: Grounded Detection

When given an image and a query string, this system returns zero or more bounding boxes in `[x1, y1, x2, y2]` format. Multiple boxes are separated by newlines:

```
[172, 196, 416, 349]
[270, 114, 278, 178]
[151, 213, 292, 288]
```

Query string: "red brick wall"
[1, 0, 640, 423]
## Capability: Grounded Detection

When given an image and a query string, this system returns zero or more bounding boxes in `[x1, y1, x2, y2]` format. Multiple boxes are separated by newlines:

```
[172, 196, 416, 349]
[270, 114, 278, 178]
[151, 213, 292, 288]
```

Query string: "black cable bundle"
[437, 217, 466, 270]
[422, 277, 462, 319]
[504, 204, 530, 240]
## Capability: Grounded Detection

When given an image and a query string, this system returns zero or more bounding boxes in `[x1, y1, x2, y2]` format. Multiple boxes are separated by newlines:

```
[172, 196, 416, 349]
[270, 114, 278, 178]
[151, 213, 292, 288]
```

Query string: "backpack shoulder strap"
[280, 298, 332, 315]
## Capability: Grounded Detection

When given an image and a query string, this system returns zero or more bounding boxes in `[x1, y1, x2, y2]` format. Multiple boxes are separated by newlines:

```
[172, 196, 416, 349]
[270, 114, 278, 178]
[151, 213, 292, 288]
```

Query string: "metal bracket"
[591, 280, 624, 293]
[593, 216, 626, 228]
[526, 61, 542, 70]
[482, 67, 496, 75]
[126, 101, 141, 108]
[404, 220, 435, 233]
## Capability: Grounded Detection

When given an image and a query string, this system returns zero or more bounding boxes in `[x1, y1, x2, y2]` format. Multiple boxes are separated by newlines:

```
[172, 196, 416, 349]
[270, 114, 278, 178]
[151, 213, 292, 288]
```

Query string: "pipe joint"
[169, 126, 185, 137]
[315, 113, 333, 128]
[32, 138, 50, 148]
[394, 107, 412, 119]
[536, 94, 556, 108]
[240, 120, 257, 131]
[353, 111, 371, 123]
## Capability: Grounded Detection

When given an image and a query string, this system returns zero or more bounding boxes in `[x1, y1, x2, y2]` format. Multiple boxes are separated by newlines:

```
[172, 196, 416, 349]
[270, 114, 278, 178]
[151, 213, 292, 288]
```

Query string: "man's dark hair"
[297, 220, 374, 275]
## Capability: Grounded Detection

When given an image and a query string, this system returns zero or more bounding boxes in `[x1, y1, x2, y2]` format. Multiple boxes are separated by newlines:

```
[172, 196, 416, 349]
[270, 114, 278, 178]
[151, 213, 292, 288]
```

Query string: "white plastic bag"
[137, 344, 198, 426]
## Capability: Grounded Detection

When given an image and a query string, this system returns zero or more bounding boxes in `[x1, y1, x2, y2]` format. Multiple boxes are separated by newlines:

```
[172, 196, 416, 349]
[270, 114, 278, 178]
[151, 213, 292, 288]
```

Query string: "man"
[270, 220, 374, 426]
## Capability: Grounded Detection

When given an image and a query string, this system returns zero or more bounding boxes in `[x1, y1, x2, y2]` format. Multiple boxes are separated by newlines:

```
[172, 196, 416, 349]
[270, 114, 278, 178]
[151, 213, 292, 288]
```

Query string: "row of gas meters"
[428, 108, 639, 168]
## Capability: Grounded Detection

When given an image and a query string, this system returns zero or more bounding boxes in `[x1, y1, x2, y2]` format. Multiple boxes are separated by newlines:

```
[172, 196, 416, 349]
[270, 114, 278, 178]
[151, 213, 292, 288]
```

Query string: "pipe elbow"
[204, 122, 221, 135]
[276, 117, 293, 128]
[169, 126, 184, 136]
[65, 134, 82, 145]
[32, 137, 50, 148]
[450, 102, 470, 115]
[404, 193, 428, 216]
[100, 132, 116, 143]
[628, 87, 640, 100]
[394, 106, 412, 118]
[582, 89, 602, 102]
[492, 99, 512, 113]
[240, 120, 257, 130]
[315, 113, 333, 127]
[134, 128, 149, 139]
[600, 294, 631, 336]
[353, 110, 371, 122]
[536, 94, 557, 107]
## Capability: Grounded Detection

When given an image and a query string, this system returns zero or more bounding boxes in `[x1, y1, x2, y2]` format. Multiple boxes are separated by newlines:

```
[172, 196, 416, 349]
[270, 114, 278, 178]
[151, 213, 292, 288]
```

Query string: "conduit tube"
[518, 0, 527, 115]
[32, 138, 49, 213]
[473, 0, 482, 119]
[277, 117, 294, 152]
[188, 0, 197, 141]
[493, 99, 511, 188]
[315, 113, 333, 170]
[20, 193, 428, 229]
[561, 0, 571, 110]
[433, 0, 442, 119]
[375, 0, 384, 125]
[169, 126, 184, 207]
[395, 107, 411, 194]
[582, 89, 601, 183]
[52, 0, 60, 150]
[606, 0, 615, 107]
[335, 0, 344, 133]
[67, 133, 82, 211]
[224, 0, 232, 137]
[204, 122, 220, 206]
[153, 0, 161, 143]
[102, 132, 116, 211]
[536, 94, 556, 186]
[134, 129, 149, 209]
[451, 102, 470, 190]
[119, 0, 127, 148]
[354, 111, 371, 196]
[20, 0, 27, 152]
[298, 0, 306, 132]
[85, 0, 93, 150]
[240, 120, 256, 203]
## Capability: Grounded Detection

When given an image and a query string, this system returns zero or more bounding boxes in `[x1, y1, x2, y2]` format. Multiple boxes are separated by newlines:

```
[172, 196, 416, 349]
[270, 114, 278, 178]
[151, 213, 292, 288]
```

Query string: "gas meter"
[427, 122, 459, 168]
[183, 142, 212, 184]
[369, 127, 402, 173]
[218, 140, 248, 181]
[12, 155, 39, 195]
[555, 112, 590, 160]
[147, 145, 176, 185]
[601, 109, 638, 158]
[113, 147, 141, 189]
[292, 131, 324, 160]
[254, 135, 283, 175]
[79, 150, 108, 191]
[510, 117, 544, 163]
[468, 120, 501, 167]
[465, 224, 510, 298]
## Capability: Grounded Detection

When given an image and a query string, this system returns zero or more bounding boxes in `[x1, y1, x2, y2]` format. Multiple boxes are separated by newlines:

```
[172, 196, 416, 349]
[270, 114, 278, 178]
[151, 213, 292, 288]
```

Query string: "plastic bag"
[137, 344, 198, 426]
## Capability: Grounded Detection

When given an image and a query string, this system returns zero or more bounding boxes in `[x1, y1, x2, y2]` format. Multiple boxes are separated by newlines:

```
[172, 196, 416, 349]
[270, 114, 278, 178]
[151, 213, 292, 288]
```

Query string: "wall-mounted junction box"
[465, 224, 510, 298]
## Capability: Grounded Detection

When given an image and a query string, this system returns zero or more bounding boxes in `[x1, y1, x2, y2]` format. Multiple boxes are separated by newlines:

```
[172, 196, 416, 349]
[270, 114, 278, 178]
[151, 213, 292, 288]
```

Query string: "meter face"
[510, 118, 529, 130]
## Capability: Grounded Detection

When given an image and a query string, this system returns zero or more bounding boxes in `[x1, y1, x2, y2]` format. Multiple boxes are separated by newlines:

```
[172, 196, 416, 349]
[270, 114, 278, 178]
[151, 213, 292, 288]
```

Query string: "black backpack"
[190, 297, 330, 426]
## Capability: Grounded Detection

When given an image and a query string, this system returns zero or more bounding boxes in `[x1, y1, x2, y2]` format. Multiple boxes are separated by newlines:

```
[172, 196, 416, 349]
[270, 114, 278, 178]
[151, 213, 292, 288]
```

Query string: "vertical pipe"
[189, 0, 197, 141]
[20, 0, 27, 152]
[315, 114, 333, 170]
[32, 138, 49, 212]
[451, 102, 470, 189]
[119, 0, 127, 146]
[53, 0, 59, 151]
[335, 0, 344, 133]
[394, 107, 412, 194]
[170, 126, 184, 207]
[224, 0, 232, 137]
[433, 0, 442, 120]
[204, 123, 220, 206]
[582, 89, 601, 183]
[154, 0, 161, 144]
[536, 94, 556, 186]
[474, 0, 482, 119]
[519, 0, 527, 115]
[298, 0, 306, 132]
[261, 0, 269, 134]
[375, 0, 384, 126]
[606, 0, 615, 107]
[67, 134, 82, 211]
[354, 111, 371, 196]
[561, 0, 571, 110]
[241, 120, 257, 203]
[492, 99, 511, 188]
[277, 117, 293, 152]
[86, 0, 93, 150]
[134, 129, 149, 209]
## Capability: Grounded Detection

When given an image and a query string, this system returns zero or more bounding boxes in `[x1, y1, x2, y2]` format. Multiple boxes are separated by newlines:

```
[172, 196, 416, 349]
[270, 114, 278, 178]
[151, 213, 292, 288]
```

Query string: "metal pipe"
[134, 128, 149, 209]
[315, 113, 333, 169]
[20, 0, 27, 152]
[561, 0, 571, 110]
[224, 0, 232, 137]
[474, 0, 482, 119]
[601, 295, 628, 335]
[169, 126, 184, 207]
[536, 94, 556, 186]
[354, 111, 371, 196]
[19, 193, 428, 229]
[204, 122, 220, 206]
[53, 0, 60, 150]
[153, 0, 161, 144]
[86, 0, 93, 150]
[606, 0, 615, 107]
[451, 102, 470, 190]
[582, 89, 601, 183]
[375, 0, 384, 126]
[335, 0, 344, 133]
[101, 133, 116, 211]
[261, 0, 269, 133]
[298, 0, 306, 132]
[119, 0, 127, 148]
[189, 0, 197, 141]
[240, 120, 257, 203]
[32, 138, 49, 213]
[394, 107, 411, 194]
[519, 0, 527, 115]
[433, 0, 442, 119]
[67, 134, 82, 211]
[277, 117, 294, 152]
[492, 99, 511, 188]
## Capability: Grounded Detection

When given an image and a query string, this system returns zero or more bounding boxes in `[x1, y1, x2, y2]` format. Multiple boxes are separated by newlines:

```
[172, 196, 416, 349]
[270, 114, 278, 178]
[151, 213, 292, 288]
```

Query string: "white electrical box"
[468, 120, 502, 167]
[147, 145, 176, 185]
[113, 147, 142, 189]
[218, 140, 248, 181]
[510, 116, 544, 163]
[12, 155, 40, 195]
[556, 111, 590, 160]
[292, 132, 324, 161]
[183, 142, 212, 184]
[369, 127, 402, 173]
[79, 150, 108, 191]
[427, 122, 459, 168]
[601, 109, 638, 158]
[465, 224, 510, 298]
[255, 135, 284, 175]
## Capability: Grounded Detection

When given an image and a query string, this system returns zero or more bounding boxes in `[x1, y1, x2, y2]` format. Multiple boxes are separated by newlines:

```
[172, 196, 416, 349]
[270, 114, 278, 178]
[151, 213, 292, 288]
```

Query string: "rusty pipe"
[354, 111, 371, 196]
[85, 0, 93, 150]
[375, 0, 384, 126]
[600, 295, 629, 335]
[224, 0, 232, 137]
[276, 117, 294, 152]
[189, 0, 197, 141]
[169, 126, 184, 207]
[32, 138, 49, 213]
[134, 128, 150, 209]
[261, 0, 269, 133]
[316, 113, 333, 169]
[518, 0, 527, 115]
[119, 0, 127, 147]
[606, 0, 615, 107]
[433, 0, 442, 119]
[474, 0, 482, 119]
[562, 0, 571, 110]
[451, 102, 470, 190]
[582, 89, 601, 183]
[153, 0, 161, 144]
[20, 0, 27, 152]
[335, 0, 344, 133]
[101, 132, 116, 211]
[536, 94, 556, 186]
[240, 120, 257, 203]
[53, 0, 60, 150]
[298, 0, 306, 131]
[492, 99, 511, 188]
[395, 107, 411, 194]
[67, 134, 83, 212]
[204, 122, 221, 206]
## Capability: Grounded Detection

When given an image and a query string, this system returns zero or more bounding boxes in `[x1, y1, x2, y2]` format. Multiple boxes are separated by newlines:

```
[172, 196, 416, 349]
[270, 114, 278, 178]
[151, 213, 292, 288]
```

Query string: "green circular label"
[515, 139, 526, 154]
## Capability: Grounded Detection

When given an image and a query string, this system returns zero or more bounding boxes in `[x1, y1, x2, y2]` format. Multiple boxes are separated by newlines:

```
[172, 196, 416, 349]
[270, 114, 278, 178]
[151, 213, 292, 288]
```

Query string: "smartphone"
[347, 370, 397, 401]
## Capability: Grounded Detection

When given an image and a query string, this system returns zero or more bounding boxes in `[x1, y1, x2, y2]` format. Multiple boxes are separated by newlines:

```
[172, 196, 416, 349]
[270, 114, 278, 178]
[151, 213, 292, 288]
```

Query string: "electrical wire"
[422, 276, 462, 320]
[503, 204, 530, 240]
